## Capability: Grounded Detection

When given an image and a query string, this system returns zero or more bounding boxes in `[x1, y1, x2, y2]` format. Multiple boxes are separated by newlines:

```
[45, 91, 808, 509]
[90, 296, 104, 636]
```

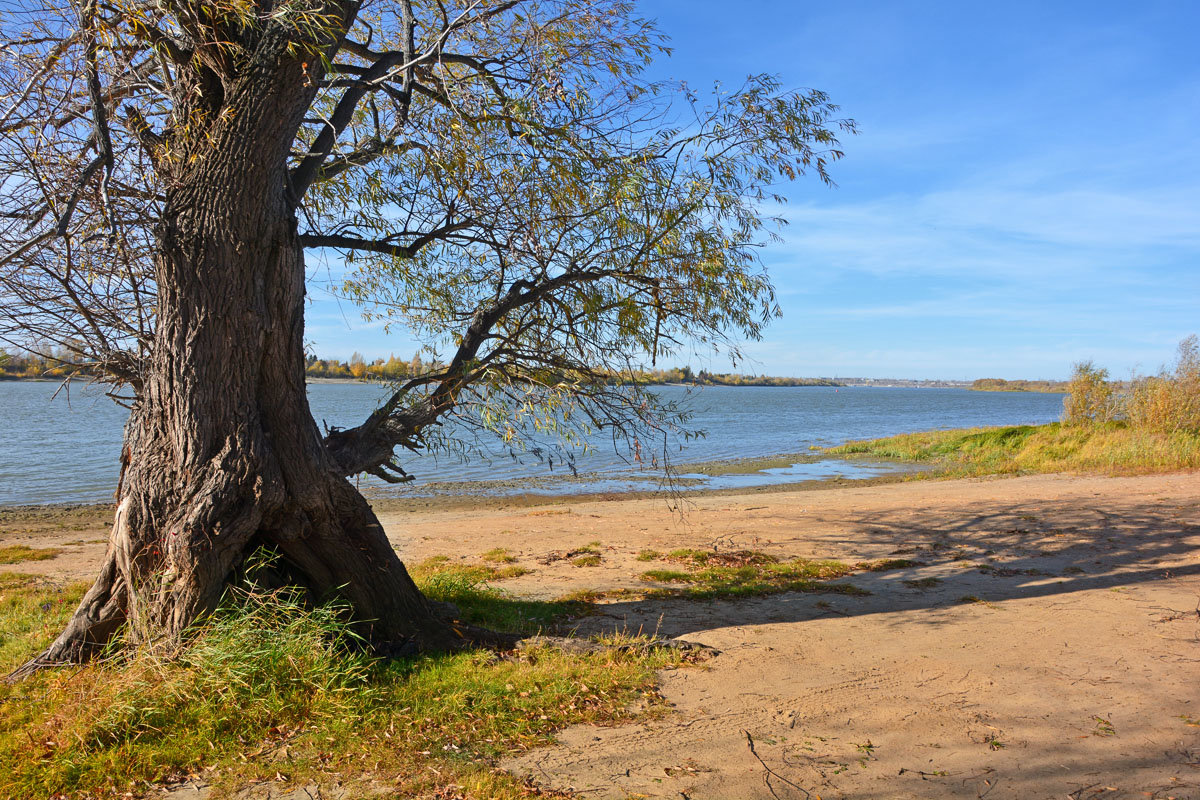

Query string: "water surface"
[0, 381, 1065, 504]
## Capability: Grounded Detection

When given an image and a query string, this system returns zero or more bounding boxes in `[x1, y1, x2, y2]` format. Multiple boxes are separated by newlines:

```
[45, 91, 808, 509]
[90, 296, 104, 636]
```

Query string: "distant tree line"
[971, 378, 1068, 393]
[2, 347, 841, 388]
[304, 353, 443, 381]
[303, 357, 841, 387]
[631, 366, 840, 387]
[0, 345, 88, 379]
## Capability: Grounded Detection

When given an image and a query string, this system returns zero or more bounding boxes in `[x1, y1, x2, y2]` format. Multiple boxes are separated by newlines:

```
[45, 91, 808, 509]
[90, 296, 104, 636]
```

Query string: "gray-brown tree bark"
[10, 32, 463, 678]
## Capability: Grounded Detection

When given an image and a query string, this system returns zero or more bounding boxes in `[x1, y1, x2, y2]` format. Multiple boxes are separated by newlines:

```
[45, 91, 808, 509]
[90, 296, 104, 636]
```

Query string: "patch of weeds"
[640, 569, 693, 583]
[635, 549, 662, 562]
[1178, 715, 1200, 727]
[0, 578, 683, 800]
[480, 548, 517, 564]
[984, 567, 1045, 577]
[408, 556, 528, 586]
[957, 595, 986, 604]
[666, 548, 777, 567]
[1062, 566, 1086, 575]
[902, 577, 942, 590]
[639, 556, 866, 600]
[0, 545, 62, 564]
[538, 542, 604, 566]
[526, 508, 571, 516]
[1092, 715, 1116, 736]
[854, 558, 924, 572]
[987, 737, 1005, 750]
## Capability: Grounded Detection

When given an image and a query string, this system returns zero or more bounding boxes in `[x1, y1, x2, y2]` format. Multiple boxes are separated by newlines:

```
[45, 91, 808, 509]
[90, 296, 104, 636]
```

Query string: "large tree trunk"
[12, 53, 463, 678]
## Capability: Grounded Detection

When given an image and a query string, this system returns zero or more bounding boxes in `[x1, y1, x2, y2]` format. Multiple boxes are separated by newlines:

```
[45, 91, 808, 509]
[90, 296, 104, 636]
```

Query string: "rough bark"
[10, 41, 468, 680]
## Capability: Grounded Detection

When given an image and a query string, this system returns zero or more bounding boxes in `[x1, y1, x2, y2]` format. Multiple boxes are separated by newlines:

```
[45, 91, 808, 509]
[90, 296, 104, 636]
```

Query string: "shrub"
[1062, 360, 1116, 425]
[1125, 335, 1200, 433]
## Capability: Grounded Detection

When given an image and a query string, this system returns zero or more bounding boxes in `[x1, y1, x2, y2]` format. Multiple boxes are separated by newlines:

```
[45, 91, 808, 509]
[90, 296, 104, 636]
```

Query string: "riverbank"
[835, 422, 1200, 479]
[831, 421, 1200, 476]
[1, 471, 1197, 798]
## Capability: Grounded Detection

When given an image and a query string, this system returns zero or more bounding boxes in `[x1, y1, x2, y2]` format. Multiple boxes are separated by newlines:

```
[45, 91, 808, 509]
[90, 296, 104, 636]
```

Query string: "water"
[0, 381, 1066, 505]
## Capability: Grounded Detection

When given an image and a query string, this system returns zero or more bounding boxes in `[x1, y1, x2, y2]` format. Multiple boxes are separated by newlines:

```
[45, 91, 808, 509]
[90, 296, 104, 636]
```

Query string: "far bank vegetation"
[302, 356, 840, 387]
[970, 378, 1067, 393]
[833, 335, 1200, 476]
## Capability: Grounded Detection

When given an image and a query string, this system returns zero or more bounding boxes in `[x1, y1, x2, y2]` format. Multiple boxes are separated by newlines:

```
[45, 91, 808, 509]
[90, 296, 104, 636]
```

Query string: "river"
[0, 381, 1065, 505]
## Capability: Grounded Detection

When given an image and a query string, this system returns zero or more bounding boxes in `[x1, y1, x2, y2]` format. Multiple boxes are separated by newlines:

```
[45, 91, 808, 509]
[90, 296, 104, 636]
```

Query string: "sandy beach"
[3, 472, 1198, 799]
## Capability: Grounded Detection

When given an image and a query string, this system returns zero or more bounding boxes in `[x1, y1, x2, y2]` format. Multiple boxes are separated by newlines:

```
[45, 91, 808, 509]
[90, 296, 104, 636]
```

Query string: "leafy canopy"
[0, 0, 854, 478]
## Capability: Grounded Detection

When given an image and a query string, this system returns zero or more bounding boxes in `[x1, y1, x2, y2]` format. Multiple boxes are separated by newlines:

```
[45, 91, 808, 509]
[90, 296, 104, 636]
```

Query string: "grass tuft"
[666, 548, 778, 567]
[902, 577, 942, 590]
[639, 554, 866, 599]
[480, 547, 518, 564]
[854, 558, 924, 572]
[408, 555, 529, 585]
[0, 545, 62, 564]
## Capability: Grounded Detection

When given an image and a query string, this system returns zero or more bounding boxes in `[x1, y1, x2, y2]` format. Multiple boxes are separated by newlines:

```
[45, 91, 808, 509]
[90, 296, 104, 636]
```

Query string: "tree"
[348, 351, 367, 379]
[0, 0, 853, 675]
[1062, 360, 1114, 426]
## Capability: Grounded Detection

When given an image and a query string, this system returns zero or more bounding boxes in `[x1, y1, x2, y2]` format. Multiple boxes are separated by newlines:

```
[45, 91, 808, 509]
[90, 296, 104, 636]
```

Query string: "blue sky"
[306, 0, 1200, 380]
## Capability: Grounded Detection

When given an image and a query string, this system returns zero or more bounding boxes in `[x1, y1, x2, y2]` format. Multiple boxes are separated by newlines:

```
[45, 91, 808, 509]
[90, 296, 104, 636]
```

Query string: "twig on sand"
[743, 730, 812, 799]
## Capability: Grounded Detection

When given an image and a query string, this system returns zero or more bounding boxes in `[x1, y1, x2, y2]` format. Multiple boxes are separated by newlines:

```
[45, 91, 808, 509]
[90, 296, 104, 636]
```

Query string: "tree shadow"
[573, 494, 1200, 640]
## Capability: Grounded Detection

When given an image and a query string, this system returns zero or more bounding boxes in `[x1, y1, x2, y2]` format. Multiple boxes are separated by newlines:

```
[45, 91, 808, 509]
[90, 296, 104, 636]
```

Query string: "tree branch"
[299, 220, 474, 259]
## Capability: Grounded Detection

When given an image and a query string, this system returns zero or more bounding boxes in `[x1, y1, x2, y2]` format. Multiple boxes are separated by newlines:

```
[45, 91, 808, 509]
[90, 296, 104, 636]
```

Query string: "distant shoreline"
[1, 373, 1067, 389]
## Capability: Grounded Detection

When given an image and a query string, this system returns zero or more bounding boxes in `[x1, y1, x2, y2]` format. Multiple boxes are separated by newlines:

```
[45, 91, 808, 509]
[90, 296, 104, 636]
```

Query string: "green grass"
[0, 566, 686, 799]
[635, 549, 662, 562]
[639, 550, 867, 599]
[830, 421, 1200, 477]
[0, 573, 89, 671]
[409, 556, 580, 635]
[480, 547, 518, 564]
[0, 545, 62, 564]
[665, 548, 778, 566]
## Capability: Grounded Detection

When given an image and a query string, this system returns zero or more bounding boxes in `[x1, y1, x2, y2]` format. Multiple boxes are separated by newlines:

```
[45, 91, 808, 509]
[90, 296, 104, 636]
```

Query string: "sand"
[3, 472, 1198, 799]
